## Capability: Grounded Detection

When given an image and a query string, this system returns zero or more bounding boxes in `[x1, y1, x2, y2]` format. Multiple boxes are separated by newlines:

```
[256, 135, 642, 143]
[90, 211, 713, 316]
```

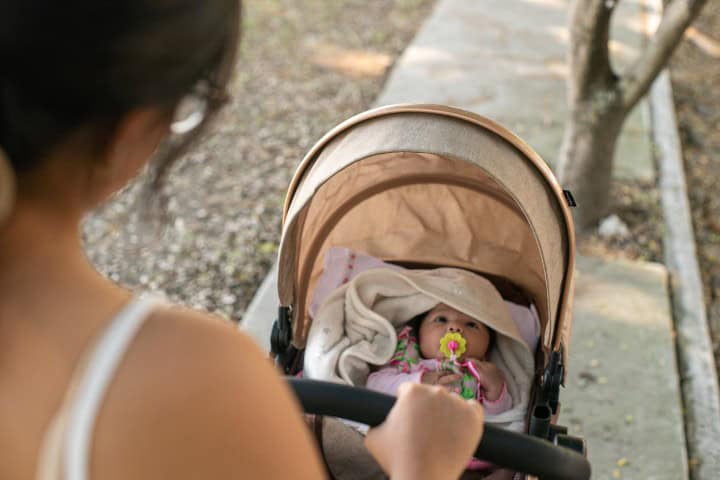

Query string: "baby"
[306, 255, 531, 476]
[366, 302, 511, 414]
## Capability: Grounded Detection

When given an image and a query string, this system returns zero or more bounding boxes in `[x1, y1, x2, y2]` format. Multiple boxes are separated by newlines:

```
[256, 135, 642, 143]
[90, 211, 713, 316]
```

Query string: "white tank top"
[35, 296, 159, 480]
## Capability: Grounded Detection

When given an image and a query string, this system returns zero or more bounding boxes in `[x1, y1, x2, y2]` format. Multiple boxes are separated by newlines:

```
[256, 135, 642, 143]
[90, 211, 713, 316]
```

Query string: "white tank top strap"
[36, 295, 162, 480]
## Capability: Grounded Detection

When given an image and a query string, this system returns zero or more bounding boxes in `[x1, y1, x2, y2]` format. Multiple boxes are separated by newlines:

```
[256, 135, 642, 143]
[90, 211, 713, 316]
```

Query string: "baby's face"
[418, 303, 491, 360]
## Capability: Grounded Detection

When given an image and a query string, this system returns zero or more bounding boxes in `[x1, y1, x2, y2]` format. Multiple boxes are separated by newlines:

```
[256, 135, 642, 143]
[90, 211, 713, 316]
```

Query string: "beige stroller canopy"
[277, 104, 576, 361]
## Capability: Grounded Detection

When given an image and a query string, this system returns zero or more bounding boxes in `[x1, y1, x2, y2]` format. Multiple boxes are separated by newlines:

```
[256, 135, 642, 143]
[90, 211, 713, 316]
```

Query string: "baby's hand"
[468, 359, 506, 401]
[421, 370, 463, 387]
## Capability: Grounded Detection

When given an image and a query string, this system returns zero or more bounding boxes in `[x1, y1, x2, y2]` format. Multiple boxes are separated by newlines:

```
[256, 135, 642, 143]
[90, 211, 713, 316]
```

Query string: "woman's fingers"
[437, 373, 463, 385]
[365, 383, 485, 480]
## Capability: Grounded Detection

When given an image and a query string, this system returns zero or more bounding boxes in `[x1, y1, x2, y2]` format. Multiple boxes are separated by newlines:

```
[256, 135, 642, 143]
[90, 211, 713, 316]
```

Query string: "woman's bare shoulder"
[92, 305, 325, 480]
[133, 303, 266, 371]
[122, 305, 271, 396]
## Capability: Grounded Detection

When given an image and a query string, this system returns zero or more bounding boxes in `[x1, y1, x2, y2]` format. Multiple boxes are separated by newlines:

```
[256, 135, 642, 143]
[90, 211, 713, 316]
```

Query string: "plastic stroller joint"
[554, 433, 587, 456]
[541, 349, 565, 415]
[562, 189, 577, 207]
[548, 423, 568, 442]
[529, 349, 565, 440]
[529, 404, 552, 440]
[270, 306, 291, 352]
[271, 306, 297, 373]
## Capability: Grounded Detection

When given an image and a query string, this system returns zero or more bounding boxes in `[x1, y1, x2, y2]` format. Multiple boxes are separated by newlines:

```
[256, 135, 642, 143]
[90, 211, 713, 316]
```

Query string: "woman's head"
[416, 304, 494, 361]
[0, 0, 240, 216]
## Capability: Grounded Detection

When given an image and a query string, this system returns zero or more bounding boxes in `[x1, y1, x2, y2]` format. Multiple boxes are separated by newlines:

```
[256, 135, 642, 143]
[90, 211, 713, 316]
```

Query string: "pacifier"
[439, 332, 467, 362]
[439, 331, 483, 385]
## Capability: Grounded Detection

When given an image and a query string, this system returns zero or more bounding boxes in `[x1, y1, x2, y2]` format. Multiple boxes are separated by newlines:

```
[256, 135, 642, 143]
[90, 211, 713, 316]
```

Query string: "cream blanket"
[305, 267, 535, 430]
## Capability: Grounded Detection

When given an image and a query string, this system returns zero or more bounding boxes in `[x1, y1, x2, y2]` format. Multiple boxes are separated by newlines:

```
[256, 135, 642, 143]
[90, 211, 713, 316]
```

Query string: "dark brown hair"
[409, 309, 497, 358]
[0, 0, 240, 179]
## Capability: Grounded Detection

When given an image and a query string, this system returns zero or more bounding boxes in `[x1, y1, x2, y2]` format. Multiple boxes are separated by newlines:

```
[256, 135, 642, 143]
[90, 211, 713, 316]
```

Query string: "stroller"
[269, 104, 589, 479]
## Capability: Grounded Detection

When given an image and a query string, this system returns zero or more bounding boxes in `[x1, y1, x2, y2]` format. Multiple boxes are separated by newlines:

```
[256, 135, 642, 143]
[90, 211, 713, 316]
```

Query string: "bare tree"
[556, 0, 708, 230]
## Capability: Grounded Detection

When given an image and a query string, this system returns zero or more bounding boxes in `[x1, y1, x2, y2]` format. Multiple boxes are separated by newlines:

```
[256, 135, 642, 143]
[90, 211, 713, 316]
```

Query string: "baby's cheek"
[467, 333, 490, 357]
[419, 335, 440, 358]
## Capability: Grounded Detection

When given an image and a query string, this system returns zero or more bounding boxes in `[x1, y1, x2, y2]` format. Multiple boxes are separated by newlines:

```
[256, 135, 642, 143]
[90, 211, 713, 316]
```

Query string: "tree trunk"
[560, 0, 708, 232]
[557, 102, 624, 230]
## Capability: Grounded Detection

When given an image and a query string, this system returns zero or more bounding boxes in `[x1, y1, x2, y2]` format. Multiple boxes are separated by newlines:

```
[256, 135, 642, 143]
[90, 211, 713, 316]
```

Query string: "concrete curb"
[650, 70, 720, 479]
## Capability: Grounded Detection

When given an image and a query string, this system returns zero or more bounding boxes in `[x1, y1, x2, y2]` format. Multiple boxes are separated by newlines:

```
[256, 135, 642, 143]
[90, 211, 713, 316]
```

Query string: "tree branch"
[620, 0, 708, 111]
[568, 0, 617, 102]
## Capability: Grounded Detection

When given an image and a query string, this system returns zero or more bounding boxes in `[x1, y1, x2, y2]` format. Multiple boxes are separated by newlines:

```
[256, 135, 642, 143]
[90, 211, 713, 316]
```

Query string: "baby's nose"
[447, 325, 462, 333]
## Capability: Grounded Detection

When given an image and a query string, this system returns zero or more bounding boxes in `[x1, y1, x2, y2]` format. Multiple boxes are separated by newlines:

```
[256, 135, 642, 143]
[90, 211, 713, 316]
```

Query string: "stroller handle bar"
[288, 379, 591, 480]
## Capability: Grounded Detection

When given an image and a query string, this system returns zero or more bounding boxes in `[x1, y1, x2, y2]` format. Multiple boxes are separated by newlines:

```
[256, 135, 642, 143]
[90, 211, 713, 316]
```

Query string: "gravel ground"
[82, 0, 435, 321]
[670, 4, 720, 369]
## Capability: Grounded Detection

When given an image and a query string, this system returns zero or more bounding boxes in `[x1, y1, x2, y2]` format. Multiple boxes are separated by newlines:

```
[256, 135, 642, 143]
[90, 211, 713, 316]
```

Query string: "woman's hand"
[421, 370, 463, 386]
[365, 382, 485, 480]
[468, 359, 506, 401]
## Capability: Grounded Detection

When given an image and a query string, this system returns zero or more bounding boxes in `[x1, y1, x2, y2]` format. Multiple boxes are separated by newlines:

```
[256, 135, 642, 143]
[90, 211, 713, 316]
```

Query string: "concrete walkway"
[241, 1, 690, 479]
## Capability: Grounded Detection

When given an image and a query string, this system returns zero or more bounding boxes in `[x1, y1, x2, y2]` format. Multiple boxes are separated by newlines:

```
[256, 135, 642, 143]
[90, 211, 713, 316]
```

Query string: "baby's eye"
[466, 322, 479, 329]
[434, 316, 448, 324]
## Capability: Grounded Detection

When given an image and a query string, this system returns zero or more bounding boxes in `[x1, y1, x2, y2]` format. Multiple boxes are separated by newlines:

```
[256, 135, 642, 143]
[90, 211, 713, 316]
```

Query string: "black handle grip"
[288, 379, 591, 480]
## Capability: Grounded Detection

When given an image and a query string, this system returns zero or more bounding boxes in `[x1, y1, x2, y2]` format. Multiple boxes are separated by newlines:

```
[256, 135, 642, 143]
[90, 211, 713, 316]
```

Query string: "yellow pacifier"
[439, 332, 467, 361]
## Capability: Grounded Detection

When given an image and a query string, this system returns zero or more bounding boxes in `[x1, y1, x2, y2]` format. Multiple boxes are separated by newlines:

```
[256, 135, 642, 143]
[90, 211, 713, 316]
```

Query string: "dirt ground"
[577, 178, 664, 263]
[670, 3, 720, 369]
[82, 0, 436, 320]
